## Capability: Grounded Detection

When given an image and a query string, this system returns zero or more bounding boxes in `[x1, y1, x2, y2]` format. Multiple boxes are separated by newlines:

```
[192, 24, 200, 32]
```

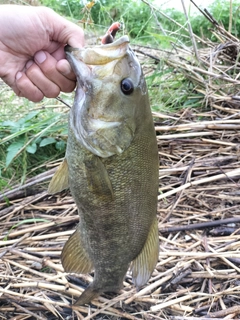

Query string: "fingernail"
[35, 51, 46, 64]
[26, 60, 33, 69]
[16, 72, 22, 80]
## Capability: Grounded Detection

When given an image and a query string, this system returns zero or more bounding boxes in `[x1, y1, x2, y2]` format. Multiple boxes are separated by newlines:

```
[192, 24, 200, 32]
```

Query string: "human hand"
[0, 5, 84, 102]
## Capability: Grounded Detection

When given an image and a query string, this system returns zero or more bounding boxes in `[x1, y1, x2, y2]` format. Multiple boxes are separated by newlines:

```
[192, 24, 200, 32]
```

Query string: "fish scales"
[48, 27, 159, 305]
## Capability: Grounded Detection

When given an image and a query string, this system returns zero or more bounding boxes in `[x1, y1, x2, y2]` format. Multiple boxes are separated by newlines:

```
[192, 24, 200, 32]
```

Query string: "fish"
[48, 25, 159, 305]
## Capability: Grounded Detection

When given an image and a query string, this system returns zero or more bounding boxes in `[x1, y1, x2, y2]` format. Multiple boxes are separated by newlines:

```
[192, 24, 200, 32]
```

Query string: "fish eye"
[121, 78, 134, 95]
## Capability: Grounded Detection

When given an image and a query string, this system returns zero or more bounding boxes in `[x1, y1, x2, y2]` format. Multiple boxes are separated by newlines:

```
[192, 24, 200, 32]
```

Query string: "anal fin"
[48, 158, 69, 194]
[131, 218, 159, 288]
[61, 226, 93, 274]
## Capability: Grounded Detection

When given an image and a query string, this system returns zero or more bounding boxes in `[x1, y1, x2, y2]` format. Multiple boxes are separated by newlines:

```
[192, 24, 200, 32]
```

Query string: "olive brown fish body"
[48, 35, 159, 305]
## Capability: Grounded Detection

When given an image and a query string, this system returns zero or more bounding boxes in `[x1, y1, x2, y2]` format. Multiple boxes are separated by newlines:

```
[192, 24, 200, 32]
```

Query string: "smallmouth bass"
[49, 26, 159, 305]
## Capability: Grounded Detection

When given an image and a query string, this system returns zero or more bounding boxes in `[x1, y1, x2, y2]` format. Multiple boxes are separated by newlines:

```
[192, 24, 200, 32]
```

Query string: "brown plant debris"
[2, 106, 240, 319]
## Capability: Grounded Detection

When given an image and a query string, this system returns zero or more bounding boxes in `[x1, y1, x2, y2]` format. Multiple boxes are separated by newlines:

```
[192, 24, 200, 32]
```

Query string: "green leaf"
[146, 32, 175, 43]
[1, 120, 19, 128]
[17, 110, 40, 127]
[39, 137, 56, 147]
[55, 140, 66, 151]
[6, 137, 25, 167]
[26, 142, 37, 154]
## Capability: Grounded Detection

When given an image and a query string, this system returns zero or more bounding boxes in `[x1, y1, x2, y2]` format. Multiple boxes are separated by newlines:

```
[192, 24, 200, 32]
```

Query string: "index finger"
[34, 51, 76, 92]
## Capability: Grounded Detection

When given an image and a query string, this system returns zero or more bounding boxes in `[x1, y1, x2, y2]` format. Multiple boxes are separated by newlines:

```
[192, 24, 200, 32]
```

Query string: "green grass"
[146, 63, 204, 113]
[0, 85, 70, 190]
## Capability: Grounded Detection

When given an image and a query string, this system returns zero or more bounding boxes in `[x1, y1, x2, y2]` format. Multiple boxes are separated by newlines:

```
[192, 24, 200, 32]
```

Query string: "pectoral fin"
[48, 158, 69, 194]
[85, 156, 114, 202]
[61, 227, 93, 274]
[131, 218, 159, 288]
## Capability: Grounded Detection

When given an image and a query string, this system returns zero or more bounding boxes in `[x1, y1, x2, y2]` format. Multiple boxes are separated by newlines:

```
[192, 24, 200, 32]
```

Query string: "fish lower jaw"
[88, 117, 121, 130]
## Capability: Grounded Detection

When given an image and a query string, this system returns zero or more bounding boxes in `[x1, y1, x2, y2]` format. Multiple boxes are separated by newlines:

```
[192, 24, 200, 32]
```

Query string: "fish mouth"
[65, 35, 137, 158]
[65, 49, 91, 94]
[65, 35, 130, 90]
[65, 35, 130, 66]
[65, 44, 124, 158]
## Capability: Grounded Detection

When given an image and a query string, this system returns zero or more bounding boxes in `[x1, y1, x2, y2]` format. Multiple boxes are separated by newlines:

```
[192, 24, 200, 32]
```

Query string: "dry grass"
[1, 102, 240, 319]
[1, 8, 240, 320]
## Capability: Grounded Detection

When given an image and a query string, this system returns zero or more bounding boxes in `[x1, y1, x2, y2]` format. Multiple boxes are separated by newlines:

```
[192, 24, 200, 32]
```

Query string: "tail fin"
[74, 283, 102, 305]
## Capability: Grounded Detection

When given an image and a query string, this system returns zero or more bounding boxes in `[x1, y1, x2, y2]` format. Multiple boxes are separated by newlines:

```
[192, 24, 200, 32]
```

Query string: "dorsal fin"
[131, 218, 159, 288]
